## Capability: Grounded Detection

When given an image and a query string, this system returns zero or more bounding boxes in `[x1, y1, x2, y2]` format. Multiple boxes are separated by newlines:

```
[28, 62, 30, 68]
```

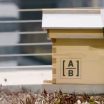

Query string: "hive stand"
[41, 9, 104, 94]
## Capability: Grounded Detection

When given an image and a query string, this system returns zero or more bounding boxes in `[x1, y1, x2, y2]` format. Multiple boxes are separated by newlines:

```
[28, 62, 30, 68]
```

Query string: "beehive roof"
[42, 9, 104, 29]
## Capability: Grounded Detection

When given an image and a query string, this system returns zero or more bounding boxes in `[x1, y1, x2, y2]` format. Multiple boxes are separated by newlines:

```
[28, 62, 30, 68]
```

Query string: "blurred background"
[0, 0, 103, 67]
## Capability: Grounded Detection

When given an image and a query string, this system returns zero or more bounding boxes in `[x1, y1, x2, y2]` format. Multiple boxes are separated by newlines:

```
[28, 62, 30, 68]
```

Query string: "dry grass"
[0, 87, 104, 104]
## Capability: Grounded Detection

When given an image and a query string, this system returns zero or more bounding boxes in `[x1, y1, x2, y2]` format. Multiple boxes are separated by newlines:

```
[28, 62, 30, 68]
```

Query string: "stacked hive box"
[42, 9, 104, 84]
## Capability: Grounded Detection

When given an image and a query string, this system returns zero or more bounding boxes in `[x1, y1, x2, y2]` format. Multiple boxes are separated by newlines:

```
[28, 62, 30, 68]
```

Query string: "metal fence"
[0, 8, 52, 69]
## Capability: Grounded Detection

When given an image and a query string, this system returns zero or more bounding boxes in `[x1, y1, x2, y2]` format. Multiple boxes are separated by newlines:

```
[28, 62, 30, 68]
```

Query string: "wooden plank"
[52, 38, 104, 84]
[52, 47, 56, 53]
[55, 58, 104, 84]
[49, 29, 102, 34]
[49, 29, 103, 38]
[53, 53, 104, 61]
[52, 58, 56, 64]
[54, 46, 104, 49]
[55, 46, 89, 51]
[52, 74, 56, 79]
[52, 68, 56, 74]
[52, 79, 56, 84]
[55, 39, 104, 46]
[42, 9, 100, 14]
[53, 47, 104, 55]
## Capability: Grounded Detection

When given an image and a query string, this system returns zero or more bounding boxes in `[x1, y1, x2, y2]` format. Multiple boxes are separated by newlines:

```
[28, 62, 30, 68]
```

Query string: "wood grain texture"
[42, 9, 100, 14]
[49, 29, 103, 38]
[51, 39, 104, 84]
[52, 58, 56, 64]
[52, 68, 56, 74]
[52, 47, 56, 53]
[52, 79, 56, 84]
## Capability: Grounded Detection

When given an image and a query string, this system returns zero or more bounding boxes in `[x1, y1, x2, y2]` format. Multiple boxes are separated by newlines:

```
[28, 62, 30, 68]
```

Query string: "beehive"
[42, 9, 104, 84]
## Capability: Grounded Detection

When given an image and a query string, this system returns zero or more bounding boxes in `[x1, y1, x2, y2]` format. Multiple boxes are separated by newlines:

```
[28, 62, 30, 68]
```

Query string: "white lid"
[42, 9, 104, 29]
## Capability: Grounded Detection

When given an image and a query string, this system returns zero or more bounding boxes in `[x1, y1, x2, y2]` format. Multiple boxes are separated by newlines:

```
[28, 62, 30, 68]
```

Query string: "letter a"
[68, 60, 74, 67]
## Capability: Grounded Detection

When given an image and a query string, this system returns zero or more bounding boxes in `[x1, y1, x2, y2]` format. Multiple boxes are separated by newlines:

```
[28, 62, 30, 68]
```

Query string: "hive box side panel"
[52, 39, 104, 84]
[52, 39, 57, 84]
[49, 29, 103, 38]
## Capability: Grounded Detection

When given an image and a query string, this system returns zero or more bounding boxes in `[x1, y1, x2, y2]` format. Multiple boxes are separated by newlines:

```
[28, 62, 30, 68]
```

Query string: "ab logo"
[61, 59, 81, 79]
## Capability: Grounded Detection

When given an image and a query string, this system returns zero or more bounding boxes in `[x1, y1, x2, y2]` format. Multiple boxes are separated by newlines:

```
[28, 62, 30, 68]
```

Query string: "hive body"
[42, 9, 104, 84]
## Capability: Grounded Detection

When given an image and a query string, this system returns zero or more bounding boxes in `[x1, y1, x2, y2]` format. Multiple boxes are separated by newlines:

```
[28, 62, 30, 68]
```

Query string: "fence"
[0, 8, 52, 69]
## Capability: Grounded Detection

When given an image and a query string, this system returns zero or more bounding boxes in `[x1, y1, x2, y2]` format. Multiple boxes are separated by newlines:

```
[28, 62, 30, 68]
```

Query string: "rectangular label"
[60, 58, 81, 79]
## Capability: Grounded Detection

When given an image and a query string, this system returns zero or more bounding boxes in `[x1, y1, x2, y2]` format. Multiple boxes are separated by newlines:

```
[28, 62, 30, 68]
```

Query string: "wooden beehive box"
[42, 9, 104, 84]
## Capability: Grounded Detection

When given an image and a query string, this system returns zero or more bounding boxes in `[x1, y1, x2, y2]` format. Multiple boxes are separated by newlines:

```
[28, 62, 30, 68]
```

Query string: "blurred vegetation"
[0, 88, 104, 104]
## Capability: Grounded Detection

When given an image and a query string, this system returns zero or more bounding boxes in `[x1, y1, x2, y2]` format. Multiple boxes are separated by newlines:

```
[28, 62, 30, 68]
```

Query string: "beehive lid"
[42, 9, 104, 29]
